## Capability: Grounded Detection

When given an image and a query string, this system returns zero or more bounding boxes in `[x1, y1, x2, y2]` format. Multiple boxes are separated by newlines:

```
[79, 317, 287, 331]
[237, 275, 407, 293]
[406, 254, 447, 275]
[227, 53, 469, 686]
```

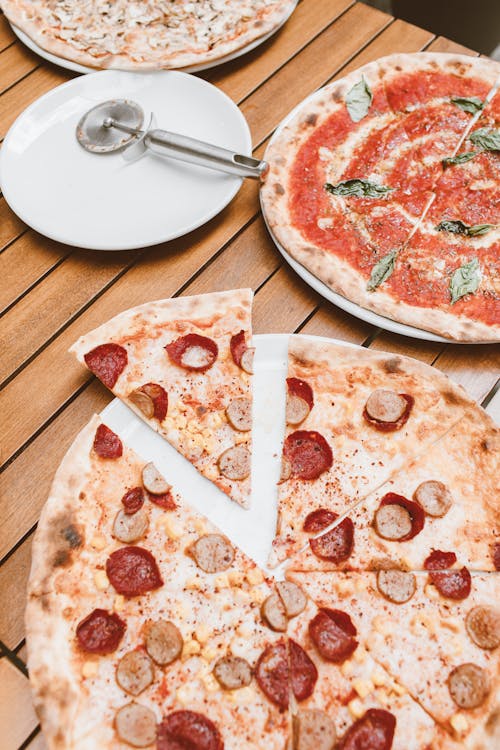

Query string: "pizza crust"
[1, 0, 297, 70]
[261, 53, 500, 342]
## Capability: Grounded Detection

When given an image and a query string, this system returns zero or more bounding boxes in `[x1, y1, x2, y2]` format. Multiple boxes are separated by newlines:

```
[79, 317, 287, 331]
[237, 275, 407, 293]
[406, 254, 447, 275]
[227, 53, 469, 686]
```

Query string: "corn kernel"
[228, 686, 255, 703]
[371, 669, 387, 687]
[201, 646, 217, 662]
[90, 535, 107, 550]
[353, 648, 367, 664]
[160, 516, 182, 540]
[195, 624, 211, 644]
[215, 573, 230, 589]
[94, 570, 109, 590]
[246, 568, 264, 586]
[185, 576, 202, 590]
[373, 616, 391, 636]
[176, 415, 187, 429]
[202, 672, 219, 693]
[341, 661, 354, 677]
[82, 661, 99, 678]
[194, 519, 207, 535]
[230, 638, 248, 659]
[234, 589, 251, 604]
[391, 682, 405, 696]
[450, 713, 468, 734]
[250, 586, 267, 605]
[228, 570, 245, 587]
[176, 684, 196, 705]
[348, 699, 364, 719]
[183, 640, 201, 658]
[113, 595, 125, 612]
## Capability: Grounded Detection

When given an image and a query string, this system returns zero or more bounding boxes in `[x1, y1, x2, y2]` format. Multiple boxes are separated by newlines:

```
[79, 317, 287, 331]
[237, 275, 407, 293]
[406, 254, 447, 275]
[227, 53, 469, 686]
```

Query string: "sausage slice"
[374, 503, 412, 540]
[145, 620, 183, 665]
[213, 656, 252, 690]
[189, 534, 235, 573]
[276, 581, 307, 617]
[293, 709, 337, 750]
[377, 569, 416, 604]
[448, 663, 490, 708]
[240, 348, 255, 374]
[365, 390, 407, 422]
[414, 480, 452, 517]
[113, 509, 149, 544]
[116, 650, 154, 696]
[115, 703, 157, 748]
[261, 592, 288, 632]
[142, 463, 171, 495]
[218, 445, 251, 481]
[129, 389, 155, 419]
[465, 606, 500, 650]
[225, 398, 252, 432]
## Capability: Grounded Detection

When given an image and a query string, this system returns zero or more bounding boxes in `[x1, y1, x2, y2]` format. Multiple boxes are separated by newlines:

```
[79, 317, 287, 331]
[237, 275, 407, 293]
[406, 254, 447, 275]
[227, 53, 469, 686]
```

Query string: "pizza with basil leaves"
[261, 53, 500, 342]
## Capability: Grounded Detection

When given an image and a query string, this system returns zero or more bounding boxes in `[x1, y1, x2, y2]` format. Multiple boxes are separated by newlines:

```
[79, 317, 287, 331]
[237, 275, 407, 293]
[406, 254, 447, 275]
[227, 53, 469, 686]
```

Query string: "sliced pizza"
[287, 570, 500, 746]
[286, 407, 499, 573]
[270, 336, 476, 566]
[26, 415, 292, 750]
[70, 289, 254, 508]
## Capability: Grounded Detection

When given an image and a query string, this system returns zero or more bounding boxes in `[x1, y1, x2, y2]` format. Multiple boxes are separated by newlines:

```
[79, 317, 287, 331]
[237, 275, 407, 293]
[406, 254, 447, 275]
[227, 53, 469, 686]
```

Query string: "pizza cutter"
[76, 99, 267, 179]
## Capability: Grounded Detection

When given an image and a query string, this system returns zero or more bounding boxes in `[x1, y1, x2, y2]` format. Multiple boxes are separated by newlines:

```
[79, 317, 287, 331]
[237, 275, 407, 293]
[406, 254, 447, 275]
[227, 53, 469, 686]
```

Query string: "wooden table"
[0, 2, 499, 747]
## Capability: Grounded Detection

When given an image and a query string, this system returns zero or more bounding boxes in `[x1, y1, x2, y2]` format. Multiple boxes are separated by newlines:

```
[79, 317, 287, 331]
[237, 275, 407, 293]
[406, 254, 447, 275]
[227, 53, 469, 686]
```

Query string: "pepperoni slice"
[364, 393, 414, 432]
[338, 708, 396, 750]
[148, 490, 176, 510]
[121, 487, 145, 515]
[424, 550, 457, 570]
[375, 493, 425, 541]
[493, 543, 500, 571]
[165, 334, 218, 372]
[289, 639, 318, 702]
[255, 641, 289, 709]
[230, 330, 247, 368]
[84, 343, 128, 388]
[106, 546, 163, 597]
[283, 431, 333, 481]
[93, 424, 123, 459]
[130, 383, 168, 422]
[309, 608, 358, 663]
[157, 710, 223, 750]
[303, 509, 337, 533]
[76, 608, 126, 654]
[309, 518, 354, 564]
[429, 567, 471, 600]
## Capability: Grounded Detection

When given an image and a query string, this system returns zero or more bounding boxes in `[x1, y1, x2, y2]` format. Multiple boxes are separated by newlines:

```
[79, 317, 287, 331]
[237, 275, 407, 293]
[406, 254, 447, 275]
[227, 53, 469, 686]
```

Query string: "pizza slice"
[269, 336, 476, 566]
[286, 407, 499, 573]
[26, 415, 292, 749]
[70, 289, 254, 508]
[287, 570, 500, 746]
[286, 596, 462, 749]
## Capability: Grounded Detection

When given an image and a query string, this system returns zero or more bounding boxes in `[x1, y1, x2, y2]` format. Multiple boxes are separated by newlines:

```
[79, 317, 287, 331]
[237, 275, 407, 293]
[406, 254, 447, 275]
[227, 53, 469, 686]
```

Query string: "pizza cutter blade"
[76, 98, 267, 179]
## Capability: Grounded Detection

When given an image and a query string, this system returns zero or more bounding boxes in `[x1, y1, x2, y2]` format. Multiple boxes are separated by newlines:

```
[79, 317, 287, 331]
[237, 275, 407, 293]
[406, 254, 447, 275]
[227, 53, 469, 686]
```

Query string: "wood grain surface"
[0, 3, 498, 748]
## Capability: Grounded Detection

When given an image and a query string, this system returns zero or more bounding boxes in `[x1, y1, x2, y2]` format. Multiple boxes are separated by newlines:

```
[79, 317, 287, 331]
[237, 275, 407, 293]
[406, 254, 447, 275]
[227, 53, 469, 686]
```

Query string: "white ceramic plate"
[0, 70, 252, 250]
[10, 3, 298, 75]
[100, 332, 358, 572]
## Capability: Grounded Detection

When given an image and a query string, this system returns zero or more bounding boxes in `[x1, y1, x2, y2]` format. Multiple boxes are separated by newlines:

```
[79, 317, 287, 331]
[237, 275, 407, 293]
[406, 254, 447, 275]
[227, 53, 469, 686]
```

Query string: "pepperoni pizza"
[27, 295, 499, 749]
[70, 290, 254, 508]
[0, 0, 297, 70]
[260, 53, 500, 342]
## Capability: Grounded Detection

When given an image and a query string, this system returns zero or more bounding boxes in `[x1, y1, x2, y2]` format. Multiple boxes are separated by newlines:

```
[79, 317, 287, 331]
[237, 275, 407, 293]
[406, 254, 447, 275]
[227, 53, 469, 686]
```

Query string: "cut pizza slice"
[286, 596, 462, 749]
[70, 289, 254, 508]
[269, 336, 476, 566]
[26, 415, 292, 749]
[287, 570, 500, 747]
[286, 406, 499, 573]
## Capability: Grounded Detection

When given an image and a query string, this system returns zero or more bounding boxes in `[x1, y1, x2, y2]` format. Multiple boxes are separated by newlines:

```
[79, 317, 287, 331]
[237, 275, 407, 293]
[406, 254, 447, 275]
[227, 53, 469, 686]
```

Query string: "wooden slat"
[0, 658, 38, 750]
[0, 248, 139, 383]
[426, 36, 477, 55]
[0, 42, 39, 95]
[0, 233, 68, 314]
[0, 540, 31, 649]
[300, 302, 373, 343]
[0, 198, 26, 252]
[368, 331, 443, 365]
[205, 0, 354, 101]
[432, 345, 500, 403]
[0, 13, 15, 52]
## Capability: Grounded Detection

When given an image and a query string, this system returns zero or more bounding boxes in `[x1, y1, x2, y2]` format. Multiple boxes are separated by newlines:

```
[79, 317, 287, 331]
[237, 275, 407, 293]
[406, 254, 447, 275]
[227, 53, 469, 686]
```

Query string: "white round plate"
[0, 70, 252, 250]
[100, 332, 358, 572]
[10, 2, 298, 75]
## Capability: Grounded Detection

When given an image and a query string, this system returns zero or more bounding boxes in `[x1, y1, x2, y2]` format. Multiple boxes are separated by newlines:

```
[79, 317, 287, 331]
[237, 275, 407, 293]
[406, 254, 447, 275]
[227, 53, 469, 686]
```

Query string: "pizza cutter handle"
[144, 129, 268, 179]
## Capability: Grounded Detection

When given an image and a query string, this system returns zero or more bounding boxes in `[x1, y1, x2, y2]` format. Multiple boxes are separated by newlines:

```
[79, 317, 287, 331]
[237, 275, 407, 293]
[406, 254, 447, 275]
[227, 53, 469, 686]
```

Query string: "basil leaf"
[451, 96, 484, 114]
[325, 179, 394, 198]
[346, 77, 373, 122]
[367, 250, 398, 291]
[468, 127, 500, 151]
[442, 151, 477, 167]
[467, 223, 496, 236]
[435, 220, 496, 237]
[449, 258, 481, 304]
